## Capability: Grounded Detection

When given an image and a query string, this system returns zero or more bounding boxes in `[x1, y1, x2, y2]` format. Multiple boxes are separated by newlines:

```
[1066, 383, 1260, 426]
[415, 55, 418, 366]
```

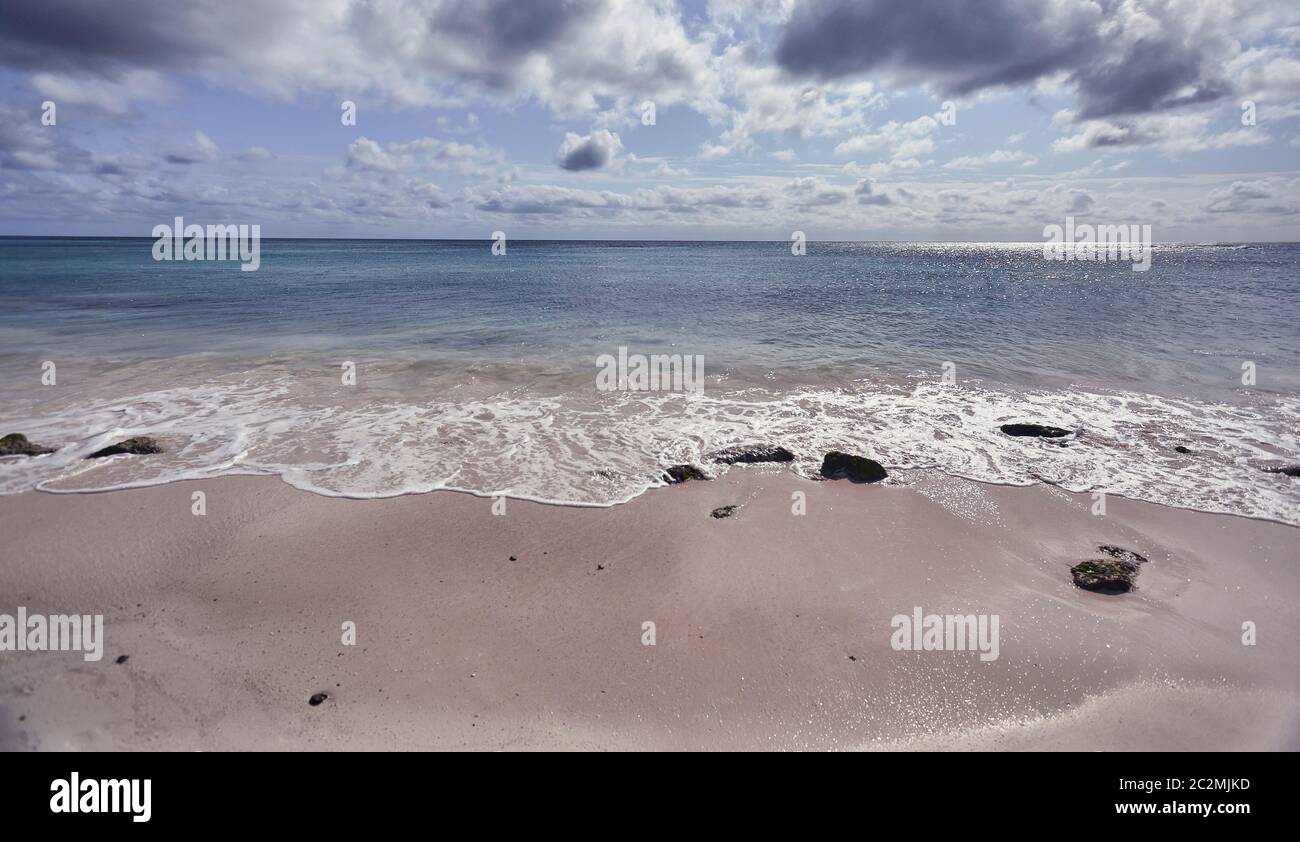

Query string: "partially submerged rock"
[1174, 445, 1193, 454]
[86, 436, 163, 459]
[709, 444, 795, 465]
[1097, 544, 1148, 566]
[663, 464, 708, 483]
[710, 505, 738, 519]
[820, 451, 888, 483]
[1263, 465, 1300, 478]
[0, 433, 55, 457]
[1071, 557, 1139, 594]
[1000, 423, 1072, 438]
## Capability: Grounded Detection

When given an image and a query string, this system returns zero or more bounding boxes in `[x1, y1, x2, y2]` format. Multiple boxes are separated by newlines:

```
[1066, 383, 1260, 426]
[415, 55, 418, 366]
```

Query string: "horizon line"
[2, 235, 1297, 245]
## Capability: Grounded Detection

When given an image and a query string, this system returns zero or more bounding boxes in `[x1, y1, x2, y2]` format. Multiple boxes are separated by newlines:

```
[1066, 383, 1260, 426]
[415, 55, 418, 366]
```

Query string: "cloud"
[0, 0, 722, 115]
[699, 45, 882, 156]
[943, 149, 1038, 169]
[854, 178, 892, 206]
[473, 182, 775, 216]
[834, 115, 939, 166]
[0, 105, 88, 171]
[237, 146, 274, 162]
[164, 131, 220, 164]
[29, 69, 171, 115]
[1051, 112, 1273, 153]
[774, 0, 1272, 121]
[345, 136, 506, 177]
[1065, 189, 1094, 212]
[1205, 179, 1299, 214]
[783, 176, 850, 207]
[557, 129, 622, 171]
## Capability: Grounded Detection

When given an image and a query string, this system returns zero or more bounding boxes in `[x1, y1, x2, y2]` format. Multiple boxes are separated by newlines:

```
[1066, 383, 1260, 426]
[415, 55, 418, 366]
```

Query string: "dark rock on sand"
[1000, 423, 1072, 438]
[1098, 544, 1149, 566]
[115, 655, 129, 665]
[1071, 557, 1139, 594]
[86, 436, 163, 459]
[1263, 465, 1300, 478]
[710, 505, 738, 519]
[0, 433, 55, 457]
[308, 692, 329, 706]
[1174, 445, 1193, 454]
[664, 464, 708, 483]
[709, 444, 796, 465]
[820, 451, 888, 483]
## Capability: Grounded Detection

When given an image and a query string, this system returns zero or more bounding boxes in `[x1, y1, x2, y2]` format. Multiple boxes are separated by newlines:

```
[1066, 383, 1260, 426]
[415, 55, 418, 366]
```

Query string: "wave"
[1, 372, 1297, 525]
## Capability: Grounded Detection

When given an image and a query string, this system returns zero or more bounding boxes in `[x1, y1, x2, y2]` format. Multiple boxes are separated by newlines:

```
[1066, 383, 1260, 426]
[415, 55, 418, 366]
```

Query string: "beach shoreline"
[2, 469, 1296, 751]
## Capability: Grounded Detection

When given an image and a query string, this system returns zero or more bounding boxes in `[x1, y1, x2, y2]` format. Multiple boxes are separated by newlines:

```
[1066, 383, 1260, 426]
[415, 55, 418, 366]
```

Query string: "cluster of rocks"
[664, 443, 889, 487]
[1070, 545, 1150, 594]
[0, 433, 164, 460]
[997, 421, 1300, 478]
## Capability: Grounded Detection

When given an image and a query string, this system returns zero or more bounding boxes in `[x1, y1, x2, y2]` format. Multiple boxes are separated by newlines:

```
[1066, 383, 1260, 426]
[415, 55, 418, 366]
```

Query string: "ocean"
[1, 237, 1297, 522]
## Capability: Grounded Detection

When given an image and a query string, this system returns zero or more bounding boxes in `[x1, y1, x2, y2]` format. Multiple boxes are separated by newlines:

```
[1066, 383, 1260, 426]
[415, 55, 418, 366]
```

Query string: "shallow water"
[1, 238, 1297, 521]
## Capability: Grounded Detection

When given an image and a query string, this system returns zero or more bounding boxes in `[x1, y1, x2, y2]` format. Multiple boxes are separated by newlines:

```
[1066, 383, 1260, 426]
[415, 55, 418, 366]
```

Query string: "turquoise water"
[0, 237, 1297, 520]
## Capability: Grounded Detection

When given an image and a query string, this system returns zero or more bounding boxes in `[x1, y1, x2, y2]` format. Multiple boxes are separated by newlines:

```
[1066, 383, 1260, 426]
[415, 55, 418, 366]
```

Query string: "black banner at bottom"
[0, 751, 1283, 828]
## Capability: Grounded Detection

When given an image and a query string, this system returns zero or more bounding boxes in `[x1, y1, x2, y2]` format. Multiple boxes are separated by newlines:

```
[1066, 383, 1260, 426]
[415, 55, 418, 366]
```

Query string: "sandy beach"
[2, 467, 1296, 751]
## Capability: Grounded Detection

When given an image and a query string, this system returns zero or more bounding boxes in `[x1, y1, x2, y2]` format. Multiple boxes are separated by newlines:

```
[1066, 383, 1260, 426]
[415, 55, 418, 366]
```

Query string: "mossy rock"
[86, 436, 163, 459]
[1071, 557, 1139, 594]
[820, 451, 887, 483]
[0, 433, 55, 457]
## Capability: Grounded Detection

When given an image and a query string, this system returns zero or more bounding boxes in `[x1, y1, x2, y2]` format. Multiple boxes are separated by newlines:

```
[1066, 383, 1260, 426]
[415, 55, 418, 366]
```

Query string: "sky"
[0, 0, 1298, 241]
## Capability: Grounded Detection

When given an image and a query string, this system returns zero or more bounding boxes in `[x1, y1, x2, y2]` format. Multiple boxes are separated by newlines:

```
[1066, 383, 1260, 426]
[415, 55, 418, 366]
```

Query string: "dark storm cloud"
[0, 0, 283, 73]
[774, 0, 1233, 120]
[414, 0, 599, 82]
[0, 0, 628, 108]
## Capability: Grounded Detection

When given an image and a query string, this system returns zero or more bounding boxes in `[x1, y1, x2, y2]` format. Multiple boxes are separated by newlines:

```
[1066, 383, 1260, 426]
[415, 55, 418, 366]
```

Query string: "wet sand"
[1, 468, 1296, 750]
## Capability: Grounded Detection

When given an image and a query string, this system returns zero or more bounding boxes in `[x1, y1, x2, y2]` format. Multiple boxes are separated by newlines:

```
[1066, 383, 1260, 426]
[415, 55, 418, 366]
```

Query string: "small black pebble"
[596, 563, 605, 571]
[1174, 445, 1192, 454]
[308, 692, 329, 706]
[509, 555, 517, 561]
[115, 655, 129, 665]
[847, 655, 857, 661]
